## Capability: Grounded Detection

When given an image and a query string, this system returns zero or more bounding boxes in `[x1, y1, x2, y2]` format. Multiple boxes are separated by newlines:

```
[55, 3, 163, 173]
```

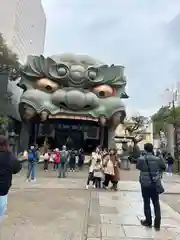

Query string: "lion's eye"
[35, 78, 59, 92]
[92, 85, 115, 98]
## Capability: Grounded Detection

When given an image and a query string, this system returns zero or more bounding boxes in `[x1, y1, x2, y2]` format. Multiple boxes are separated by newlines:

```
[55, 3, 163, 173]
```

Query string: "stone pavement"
[93, 191, 180, 239]
[1, 169, 180, 239]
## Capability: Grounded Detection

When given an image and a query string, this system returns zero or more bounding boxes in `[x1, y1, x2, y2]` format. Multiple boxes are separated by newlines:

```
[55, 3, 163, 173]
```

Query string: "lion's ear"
[17, 78, 34, 91]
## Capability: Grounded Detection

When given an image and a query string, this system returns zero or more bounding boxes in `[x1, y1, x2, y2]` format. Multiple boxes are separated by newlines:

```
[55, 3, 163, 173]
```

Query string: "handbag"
[104, 160, 115, 176]
[145, 156, 164, 195]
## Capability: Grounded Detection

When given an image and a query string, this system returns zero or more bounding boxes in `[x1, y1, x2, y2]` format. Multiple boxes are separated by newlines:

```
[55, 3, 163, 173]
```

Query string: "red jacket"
[55, 152, 60, 163]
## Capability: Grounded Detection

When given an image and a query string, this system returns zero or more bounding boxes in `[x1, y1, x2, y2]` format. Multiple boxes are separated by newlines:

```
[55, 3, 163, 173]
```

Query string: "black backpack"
[60, 151, 68, 164]
[28, 150, 35, 162]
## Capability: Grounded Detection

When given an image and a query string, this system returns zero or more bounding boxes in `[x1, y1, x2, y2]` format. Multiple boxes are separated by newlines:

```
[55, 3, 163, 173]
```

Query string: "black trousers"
[103, 174, 111, 187]
[111, 180, 118, 190]
[69, 160, 76, 170]
[87, 172, 95, 185]
[141, 186, 161, 227]
[44, 160, 49, 170]
[94, 177, 101, 188]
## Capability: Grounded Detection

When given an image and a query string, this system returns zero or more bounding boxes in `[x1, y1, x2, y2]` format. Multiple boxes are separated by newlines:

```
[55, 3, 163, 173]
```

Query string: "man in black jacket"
[136, 143, 166, 231]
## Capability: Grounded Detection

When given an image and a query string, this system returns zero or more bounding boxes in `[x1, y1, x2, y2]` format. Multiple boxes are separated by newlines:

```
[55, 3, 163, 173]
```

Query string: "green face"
[19, 54, 128, 125]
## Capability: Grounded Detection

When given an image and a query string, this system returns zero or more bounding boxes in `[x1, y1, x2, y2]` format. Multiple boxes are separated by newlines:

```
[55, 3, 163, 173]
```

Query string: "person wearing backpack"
[58, 145, 69, 178]
[26, 146, 37, 182]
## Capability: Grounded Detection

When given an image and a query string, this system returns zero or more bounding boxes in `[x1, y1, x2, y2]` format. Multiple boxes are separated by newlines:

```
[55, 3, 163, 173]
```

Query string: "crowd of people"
[0, 133, 176, 231]
[24, 145, 85, 181]
[86, 147, 120, 191]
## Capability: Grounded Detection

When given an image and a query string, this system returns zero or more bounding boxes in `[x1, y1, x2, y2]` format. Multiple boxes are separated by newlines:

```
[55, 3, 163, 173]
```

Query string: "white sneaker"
[31, 179, 36, 183]
[93, 185, 96, 188]
[85, 185, 89, 189]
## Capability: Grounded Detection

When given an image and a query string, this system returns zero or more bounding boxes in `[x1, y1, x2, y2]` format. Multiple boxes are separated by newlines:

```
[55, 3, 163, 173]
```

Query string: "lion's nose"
[51, 90, 99, 110]
[65, 90, 86, 110]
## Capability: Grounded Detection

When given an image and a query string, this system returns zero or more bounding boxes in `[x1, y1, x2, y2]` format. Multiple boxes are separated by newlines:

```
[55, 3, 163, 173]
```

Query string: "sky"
[42, 0, 180, 117]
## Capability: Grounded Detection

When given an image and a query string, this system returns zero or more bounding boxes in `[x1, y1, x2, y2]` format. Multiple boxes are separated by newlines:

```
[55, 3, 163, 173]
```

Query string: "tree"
[0, 33, 20, 134]
[151, 105, 180, 136]
[0, 115, 8, 135]
[125, 115, 148, 144]
[124, 115, 148, 159]
[0, 33, 19, 67]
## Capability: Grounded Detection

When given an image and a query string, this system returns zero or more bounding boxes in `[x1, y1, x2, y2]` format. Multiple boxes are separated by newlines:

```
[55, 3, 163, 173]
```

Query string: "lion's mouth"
[49, 114, 98, 122]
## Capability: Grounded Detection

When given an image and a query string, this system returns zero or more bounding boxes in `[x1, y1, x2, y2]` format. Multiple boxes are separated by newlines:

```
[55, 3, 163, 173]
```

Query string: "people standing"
[69, 149, 76, 172]
[166, 153, 174, 176]
[43, 149, 49, 171]
[53, 149, 60, 170]
[78, 148, 84, 170]
[85, 147, 101, 189]
[109, 149, 120, 191]
[103, 152, 115, 189]
[26, 145, 37, 182]
[0, 136, 22, 225]
[93, 159, 103, 188]
[136, 143, 166, 231]
[156, 150, 165, 179]
[58, 146, 69, 178]
[103, 149, 120, 191]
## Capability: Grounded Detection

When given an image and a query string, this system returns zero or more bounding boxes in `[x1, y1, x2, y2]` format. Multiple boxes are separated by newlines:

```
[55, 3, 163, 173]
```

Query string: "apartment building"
[0, 0, 46, 63]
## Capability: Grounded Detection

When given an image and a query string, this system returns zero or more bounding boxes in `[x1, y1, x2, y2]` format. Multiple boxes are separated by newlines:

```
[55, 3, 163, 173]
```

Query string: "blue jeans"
[27, 161, 36, 180]
[0, 195, 8, 217]
[167, 164, 172, 174]
[58, 163, 67, 178]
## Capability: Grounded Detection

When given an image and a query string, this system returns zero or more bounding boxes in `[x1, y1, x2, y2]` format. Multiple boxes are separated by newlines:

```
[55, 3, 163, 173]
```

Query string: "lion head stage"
[18, 53, 128, 126]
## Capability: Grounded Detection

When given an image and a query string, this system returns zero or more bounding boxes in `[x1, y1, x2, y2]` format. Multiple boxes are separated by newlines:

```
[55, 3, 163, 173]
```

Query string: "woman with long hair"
[103, 148, 120, 191]
[109, 148, 121, 191]
[85, 146, 101, 189]
[0, 135, 22, 225]
[103, 151, 115, 189]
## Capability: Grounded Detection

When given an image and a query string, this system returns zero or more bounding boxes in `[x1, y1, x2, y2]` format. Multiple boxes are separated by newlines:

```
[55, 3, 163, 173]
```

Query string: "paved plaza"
[1, 166, 180, 239]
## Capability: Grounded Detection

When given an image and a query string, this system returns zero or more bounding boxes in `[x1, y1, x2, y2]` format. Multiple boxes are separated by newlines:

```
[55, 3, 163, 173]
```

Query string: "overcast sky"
[42, 0, 180, 116]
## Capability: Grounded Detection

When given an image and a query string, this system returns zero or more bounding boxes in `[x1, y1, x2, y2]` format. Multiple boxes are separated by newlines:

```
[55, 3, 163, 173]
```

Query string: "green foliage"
[151, 105, 180, 135]
[0, 115, 8, 135]
[0, 33, 19, 67]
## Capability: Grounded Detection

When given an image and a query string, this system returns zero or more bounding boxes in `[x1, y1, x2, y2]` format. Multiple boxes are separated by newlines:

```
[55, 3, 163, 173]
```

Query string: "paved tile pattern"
[0, 188, 90, 240]
[90, 191, 180, 240]
[1, 166, 180, 239]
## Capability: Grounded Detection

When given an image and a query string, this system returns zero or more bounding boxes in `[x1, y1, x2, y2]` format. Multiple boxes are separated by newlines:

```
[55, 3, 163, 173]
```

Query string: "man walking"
[58, 145, 69, 178]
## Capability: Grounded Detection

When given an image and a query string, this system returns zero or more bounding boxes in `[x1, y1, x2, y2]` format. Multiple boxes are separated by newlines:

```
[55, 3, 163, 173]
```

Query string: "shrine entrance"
[36, 119, 106, 153]
[54, 119, 101, 152]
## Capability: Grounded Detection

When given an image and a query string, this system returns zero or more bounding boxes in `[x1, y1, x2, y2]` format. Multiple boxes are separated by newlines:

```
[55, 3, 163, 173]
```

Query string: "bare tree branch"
[125, 115, 148, 144]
